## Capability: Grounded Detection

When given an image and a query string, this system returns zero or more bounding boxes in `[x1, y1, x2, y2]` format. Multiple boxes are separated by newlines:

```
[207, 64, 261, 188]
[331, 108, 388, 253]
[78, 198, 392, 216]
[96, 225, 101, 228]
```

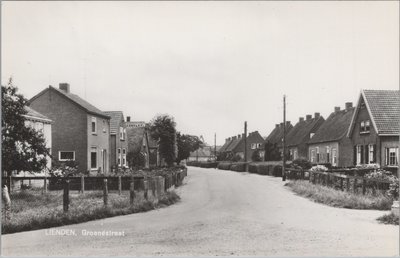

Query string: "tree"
[127, 150, 146, 169]
[149, 114, 177, 166]
[2, 79, 49, 180]
[264, 141, 281, 161]
[176, 132, 203, 164]
[251, 149, 262, 162]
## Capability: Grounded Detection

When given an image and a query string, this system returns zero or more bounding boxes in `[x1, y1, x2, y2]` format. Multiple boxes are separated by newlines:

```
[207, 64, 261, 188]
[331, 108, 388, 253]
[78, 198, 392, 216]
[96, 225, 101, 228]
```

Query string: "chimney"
[238, 134, 241, 138]
[242, 133, 245, 138]
[59, 83, 70, 93]
[127, 116, 131, 122]
[345, 102, 353, 110]
[334, 106, 340, 113]
[299, 117, 304, 122]
[314, 112, 320, 119]
[233, 136, 237, 140]
[286, 121, 291, 127]
[275, 124, 279, 128]
[280, 122, 284, 127]
[306, 115, 312, 121]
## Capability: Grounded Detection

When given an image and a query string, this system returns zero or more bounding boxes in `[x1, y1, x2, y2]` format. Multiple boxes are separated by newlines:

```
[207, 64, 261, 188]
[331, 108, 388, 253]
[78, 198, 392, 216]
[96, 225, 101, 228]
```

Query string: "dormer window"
[310, 133, 315, 138]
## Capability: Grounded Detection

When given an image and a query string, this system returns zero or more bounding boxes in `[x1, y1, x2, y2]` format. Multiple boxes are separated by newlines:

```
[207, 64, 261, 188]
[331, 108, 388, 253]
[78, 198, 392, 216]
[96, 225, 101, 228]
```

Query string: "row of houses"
[25, 83, 160, 175]
[219, 89, 399, 169]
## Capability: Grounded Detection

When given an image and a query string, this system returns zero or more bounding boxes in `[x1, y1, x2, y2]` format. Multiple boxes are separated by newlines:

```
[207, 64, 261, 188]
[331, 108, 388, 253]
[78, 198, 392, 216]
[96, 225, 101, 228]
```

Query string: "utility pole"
[214, 133, 217, 163]
[244, 121, 248, 172]
[282, 95, 287, 181]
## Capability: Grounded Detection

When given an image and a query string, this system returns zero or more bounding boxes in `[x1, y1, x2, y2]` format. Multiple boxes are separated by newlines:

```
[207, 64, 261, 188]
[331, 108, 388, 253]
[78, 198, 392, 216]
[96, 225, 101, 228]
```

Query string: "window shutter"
[365, 145, 369, 164]
[373, 144, 376, 163]
[353, 146, 357, 166]
[385, 148, 389, 165]
[360, 145, 364, 164]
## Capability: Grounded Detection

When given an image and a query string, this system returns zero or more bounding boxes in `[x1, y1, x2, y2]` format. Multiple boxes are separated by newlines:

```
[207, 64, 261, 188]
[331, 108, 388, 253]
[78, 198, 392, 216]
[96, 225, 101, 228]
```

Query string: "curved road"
[2, 167, 398, 256]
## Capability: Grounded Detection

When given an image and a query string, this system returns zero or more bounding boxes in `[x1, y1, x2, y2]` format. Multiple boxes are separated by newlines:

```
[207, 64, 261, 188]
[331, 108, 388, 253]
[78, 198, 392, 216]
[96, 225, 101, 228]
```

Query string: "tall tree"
[264, 141, 281, 161]
[176, 133, 203, 164]
[2, 79, 49, 179]
[149, 114, 177, 166]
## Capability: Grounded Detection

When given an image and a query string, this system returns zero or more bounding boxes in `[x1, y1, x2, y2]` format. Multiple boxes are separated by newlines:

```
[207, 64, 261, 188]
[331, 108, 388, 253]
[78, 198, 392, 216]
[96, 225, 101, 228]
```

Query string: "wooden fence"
[285, 168, 391, 195]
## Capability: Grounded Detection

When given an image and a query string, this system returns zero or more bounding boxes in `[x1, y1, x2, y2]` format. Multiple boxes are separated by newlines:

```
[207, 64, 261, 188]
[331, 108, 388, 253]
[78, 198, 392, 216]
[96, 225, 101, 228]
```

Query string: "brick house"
[28, 83, 111, 174]
[220, 131, 265, 161]
[286, 113, 325, 161]
[22, 106, 53, 174]
[188, 146, 221, 162]
[308, 103, 355, 167]
[104, 111, 128, 170]
[347, 90, 399, 168]
[265, 121, 293, 156]
[125, 118, 159, 168]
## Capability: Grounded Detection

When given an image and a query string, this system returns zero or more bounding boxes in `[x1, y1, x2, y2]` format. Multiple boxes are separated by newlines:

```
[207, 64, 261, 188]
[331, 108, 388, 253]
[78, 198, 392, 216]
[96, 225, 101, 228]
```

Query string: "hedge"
[230, 162, 247, 172]
[217, 162, 232, 170]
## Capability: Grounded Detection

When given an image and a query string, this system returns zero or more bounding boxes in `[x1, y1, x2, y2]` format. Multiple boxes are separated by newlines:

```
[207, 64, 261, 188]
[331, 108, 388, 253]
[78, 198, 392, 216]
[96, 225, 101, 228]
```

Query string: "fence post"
[63, 178, 70, 212]
[144, 179, 148, 200]
[118, 176, 122, 195]
[80, 175, 85, 194]
[362, 179, 366, 195]
[346, 178, 350, 192]
[130, 177, 135, 205]
[103, 179, 108, 206]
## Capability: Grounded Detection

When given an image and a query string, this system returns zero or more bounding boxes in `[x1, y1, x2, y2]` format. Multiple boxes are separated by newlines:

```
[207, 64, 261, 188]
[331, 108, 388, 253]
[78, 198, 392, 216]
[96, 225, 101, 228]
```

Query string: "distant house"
[286, 113, 325, 160]
[104, 111, 128, 170]
[28, 83, 111, 174]
[308, 103, 355, 167]
[219, 131, 265, 161]
[22, 106, 53, 174]
[187, 146, 221, 162]
[265, 121, 293, 154]
[347, 90, 399, 168]
[125, 118, 159, 168]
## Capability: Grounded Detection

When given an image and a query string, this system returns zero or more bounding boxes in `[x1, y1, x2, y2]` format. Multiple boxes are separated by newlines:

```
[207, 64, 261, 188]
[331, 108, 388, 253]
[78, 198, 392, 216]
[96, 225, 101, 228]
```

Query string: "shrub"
[273, 165, 283, 177]
[377, 212, 399, 225]
[217, 162, 232, 170]
[251, 150, 262, 162]
[310, 165, 328, 172]
[230, 162, 246, 172]
[230, 154, 242, 162]
[365, 169, 399, 199]
[291, 158, 312, 170]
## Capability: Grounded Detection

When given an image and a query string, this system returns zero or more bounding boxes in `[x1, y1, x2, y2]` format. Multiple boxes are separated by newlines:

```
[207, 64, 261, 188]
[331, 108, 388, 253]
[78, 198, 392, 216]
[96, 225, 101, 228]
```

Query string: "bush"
[310, 165, 328, 172]
[291, 158, 312, 170]
[377, 212, 399, 225]
[230, 162, 247, 172]
[273, 165, 283, 177]
[217, 162, 232, 170]
[230, 154, 242, 162]
[365, 169, 399, 199]
[199, 162, 218, 169]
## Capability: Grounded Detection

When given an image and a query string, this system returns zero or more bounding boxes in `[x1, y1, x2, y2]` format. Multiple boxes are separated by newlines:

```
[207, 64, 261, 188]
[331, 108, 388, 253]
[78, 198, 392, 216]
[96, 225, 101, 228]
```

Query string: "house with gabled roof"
[219, 131, 265, 161]
[308, 103, 355, 167]
[187, 145, 221, 162]
[265, 121, 293, 155]
[28, 83, 111, 174]
[347, 89, 399, 168]
[286, 112, 325, 161]
[125, 118, 159, 168]
[104, 111, 128, 170]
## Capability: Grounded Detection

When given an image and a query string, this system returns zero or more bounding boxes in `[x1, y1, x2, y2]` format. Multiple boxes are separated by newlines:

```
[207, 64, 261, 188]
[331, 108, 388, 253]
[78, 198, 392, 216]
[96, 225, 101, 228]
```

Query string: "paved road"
[2, 167, 399, 256]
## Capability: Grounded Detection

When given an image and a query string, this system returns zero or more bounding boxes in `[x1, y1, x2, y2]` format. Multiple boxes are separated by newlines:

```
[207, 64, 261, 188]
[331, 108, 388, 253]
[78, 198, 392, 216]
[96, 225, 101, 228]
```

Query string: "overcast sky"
[2, 1, 399, 145]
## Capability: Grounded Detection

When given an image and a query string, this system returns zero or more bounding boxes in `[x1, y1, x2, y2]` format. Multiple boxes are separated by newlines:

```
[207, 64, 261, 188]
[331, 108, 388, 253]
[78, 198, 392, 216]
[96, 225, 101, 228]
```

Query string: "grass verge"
[377, 213, 399, 225]
[285, 180, 392, 210]
[2, 189, 180, 234]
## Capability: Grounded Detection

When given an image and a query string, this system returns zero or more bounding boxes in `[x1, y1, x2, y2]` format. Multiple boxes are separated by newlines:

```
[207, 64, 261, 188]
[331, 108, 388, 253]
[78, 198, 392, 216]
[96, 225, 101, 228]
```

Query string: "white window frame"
[332, 148, 337, 166]
[59, 151, 75, 161]
[356, 145, 362, 165]
[368, 144, 374, 164]
[122, 148, 127, 166]
[91, 147, 97, 170]
[311, 149, 316, 163]
[326, 147, 330, 163]
[316, 147, 320, 163]
[120, 127, 124, 140]
[387, 147, 399, 166]
[251, 143, 256, 150]
[293, 150, 297, 160]
[91, 117, 97, 134]
[117, 148, 122, 167]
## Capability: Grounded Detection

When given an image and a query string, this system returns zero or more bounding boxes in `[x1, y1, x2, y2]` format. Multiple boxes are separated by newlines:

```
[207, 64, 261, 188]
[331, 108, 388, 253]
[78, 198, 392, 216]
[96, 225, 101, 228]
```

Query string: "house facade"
[125, 119, 159, 168]
[188, 146, 221, 162]
[28, 83, 111, 174]
[22, 106, 53, 174]
[308, 103, 354, 167]
[104, 111, 128, 170]
[265, 121, 293, 157]
[347, 90, 399, 168]
[220, 131, 265, 161]
[286, 113, 325, 161]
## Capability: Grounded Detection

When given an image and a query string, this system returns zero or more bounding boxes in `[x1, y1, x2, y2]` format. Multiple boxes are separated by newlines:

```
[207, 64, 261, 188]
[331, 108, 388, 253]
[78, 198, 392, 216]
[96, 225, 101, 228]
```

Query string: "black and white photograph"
[1, 1, 399, 256]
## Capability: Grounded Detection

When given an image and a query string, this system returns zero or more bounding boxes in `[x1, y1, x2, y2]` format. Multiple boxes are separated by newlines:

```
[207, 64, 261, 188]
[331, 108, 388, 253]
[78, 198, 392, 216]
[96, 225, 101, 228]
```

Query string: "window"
[293, 150, 298, 160]
[356, 145, 362, 165]
[123, 128, 126, 140]
[386, 147, 399, 166]
[117, 148, 121, 166]
[360, 120, 370, 134]
[91, 117, 97, 134]
[103, 120, 106, 133]
[310, 133, 315, 138]
[310, 150, 316, 163]
[251, 143, 256, 150]
[119, 127, 124, 140]
[326, 147, 330, 163]
[59, 151, 75, 161]
[91, 147, 97, 169]
[332, 148, 337, 166]
[368, 145, 374, 164]
[316, 147, 320, 163]
[289, 149, 293, 160]
[122, 148, 127, 166]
